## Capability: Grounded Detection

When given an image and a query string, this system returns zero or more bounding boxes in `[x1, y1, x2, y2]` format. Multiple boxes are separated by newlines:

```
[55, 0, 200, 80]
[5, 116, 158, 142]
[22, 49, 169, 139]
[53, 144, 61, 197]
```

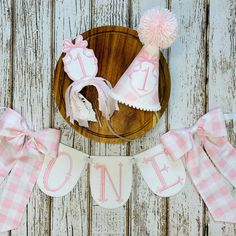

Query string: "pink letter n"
[95, 162, 123, 203]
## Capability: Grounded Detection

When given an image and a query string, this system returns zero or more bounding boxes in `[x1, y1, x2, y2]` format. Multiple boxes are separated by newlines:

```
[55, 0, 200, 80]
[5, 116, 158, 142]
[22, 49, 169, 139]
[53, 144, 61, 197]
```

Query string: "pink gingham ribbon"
[160, 108, 236, 223]
[0, 108, 60, 232]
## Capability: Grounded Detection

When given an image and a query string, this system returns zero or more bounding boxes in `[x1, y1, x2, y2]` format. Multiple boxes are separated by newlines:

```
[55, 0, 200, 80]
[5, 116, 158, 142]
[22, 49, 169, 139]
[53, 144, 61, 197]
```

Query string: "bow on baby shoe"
[160, 108, 236, 223]
[0, 108, 60, 232]
[62, 35, 118, 127]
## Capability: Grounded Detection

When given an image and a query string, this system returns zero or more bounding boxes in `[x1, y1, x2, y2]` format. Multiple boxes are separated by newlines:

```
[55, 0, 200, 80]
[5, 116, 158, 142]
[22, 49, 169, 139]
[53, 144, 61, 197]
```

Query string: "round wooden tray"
[54, 26, 171, 143]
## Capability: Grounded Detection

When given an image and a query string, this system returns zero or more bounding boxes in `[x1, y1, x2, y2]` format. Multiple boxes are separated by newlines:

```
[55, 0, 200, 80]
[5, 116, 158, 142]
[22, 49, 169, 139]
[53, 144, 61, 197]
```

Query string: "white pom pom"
[137, 7, 178, 49]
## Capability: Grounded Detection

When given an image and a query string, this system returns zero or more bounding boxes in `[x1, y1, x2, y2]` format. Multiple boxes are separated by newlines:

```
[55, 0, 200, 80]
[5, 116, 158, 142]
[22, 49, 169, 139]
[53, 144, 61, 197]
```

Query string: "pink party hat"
[110, 7, 177, 111]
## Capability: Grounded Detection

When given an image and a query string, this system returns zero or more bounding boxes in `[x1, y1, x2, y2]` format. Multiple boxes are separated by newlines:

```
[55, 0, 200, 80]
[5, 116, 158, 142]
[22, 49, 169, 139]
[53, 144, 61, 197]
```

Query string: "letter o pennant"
[37, 144, 88, 197]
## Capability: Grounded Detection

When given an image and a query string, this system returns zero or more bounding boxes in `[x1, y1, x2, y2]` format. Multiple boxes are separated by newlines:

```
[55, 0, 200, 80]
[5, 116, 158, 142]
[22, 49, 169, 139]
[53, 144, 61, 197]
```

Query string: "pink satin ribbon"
[0, 108, 60, 232]
[160, 108, 236, 223]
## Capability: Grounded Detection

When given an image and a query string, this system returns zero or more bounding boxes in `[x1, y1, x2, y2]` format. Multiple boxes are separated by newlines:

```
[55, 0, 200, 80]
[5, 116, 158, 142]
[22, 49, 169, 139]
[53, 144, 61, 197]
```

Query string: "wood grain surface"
[54, 26, 171, 143]
[167, 1, 207, 235]
[0, 0, 235, 235]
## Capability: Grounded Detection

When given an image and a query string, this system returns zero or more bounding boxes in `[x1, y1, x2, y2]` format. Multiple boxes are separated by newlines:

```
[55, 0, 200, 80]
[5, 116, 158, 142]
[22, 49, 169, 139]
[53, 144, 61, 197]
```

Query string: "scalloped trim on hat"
[109, 90, 161, 112]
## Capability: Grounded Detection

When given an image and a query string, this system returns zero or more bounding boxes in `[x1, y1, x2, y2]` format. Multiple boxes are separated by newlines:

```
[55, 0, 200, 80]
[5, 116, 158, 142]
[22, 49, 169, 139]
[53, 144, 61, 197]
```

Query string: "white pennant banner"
[90, 156, 132, 209]
[37, 143, 185, 208]
[37, 143, 88, 197]
[134, 145, 186, 197]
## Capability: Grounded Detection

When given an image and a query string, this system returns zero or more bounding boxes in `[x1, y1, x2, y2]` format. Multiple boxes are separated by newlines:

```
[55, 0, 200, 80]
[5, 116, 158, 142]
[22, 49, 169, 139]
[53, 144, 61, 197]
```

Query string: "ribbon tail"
[0, 162, 15, 186]
[95, 78, 118, 120]
[185, 143, 236, 223]
[65, 78, 118, 127]
[65, 82, 97, 127]
[98, 92, 118, 120]
[106, 95, 119, 118]
[65, 84, 74, 122]
[204, 137, 236, 188]
[0, 140, 17, 185]
[0, 150, 44, 232]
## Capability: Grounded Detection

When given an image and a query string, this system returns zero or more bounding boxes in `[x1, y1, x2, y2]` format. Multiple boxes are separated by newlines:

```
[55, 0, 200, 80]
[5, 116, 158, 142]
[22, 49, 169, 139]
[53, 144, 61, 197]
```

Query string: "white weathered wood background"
[0, 0, 236, 235]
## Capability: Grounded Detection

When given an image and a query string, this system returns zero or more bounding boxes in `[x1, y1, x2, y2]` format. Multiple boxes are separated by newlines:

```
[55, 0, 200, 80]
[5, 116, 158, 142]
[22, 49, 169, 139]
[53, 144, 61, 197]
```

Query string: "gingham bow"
[0, 108, 60, 232]
[160, 108, 236, 223]
[0, 109, 60, 156]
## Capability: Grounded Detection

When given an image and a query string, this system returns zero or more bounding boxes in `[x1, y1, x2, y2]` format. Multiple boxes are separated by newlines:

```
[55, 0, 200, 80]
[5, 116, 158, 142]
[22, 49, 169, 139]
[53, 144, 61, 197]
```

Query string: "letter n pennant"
[90, 156, 132, 208]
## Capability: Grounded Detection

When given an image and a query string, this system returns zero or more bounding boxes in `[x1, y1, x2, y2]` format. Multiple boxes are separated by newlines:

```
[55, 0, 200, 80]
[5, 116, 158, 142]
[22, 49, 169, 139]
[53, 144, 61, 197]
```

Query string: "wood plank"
[51, 0, 91, 235]
[0, 0, 12, 108]
[90, 0, 129, 235]
[91, 0, 129, 27]
[129, 1, 168, 235]
[207, 0, 236, 235]
[167, 0, 207, 235]
[11, 0, 52, 235]
[0, 1, 13, 235]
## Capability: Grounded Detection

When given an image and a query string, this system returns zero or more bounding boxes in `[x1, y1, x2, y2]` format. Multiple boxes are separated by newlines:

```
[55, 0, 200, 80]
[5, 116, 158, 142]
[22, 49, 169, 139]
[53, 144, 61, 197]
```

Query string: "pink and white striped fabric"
[160, 108, 236, 223]
[0, 108, 60, 232]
